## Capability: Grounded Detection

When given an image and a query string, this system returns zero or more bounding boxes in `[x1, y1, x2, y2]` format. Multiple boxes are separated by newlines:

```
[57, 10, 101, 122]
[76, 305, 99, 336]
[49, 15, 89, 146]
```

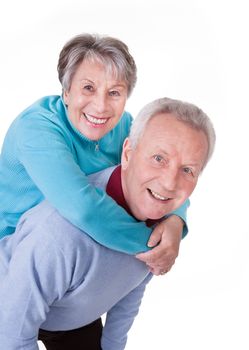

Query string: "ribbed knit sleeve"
[12, 111, 152, 254]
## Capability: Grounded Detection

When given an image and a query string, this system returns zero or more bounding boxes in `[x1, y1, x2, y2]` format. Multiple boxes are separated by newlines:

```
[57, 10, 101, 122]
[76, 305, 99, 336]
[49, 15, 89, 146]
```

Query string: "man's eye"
[154, 155, 163, 163]
[183, 167, 193, 176]
[109, 90, 120, 97]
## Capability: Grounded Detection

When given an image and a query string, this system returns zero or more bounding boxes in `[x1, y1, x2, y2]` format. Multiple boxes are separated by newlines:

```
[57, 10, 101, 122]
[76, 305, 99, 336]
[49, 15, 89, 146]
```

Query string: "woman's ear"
[121, 138, 132, 170]
[63, 90, 69, 105]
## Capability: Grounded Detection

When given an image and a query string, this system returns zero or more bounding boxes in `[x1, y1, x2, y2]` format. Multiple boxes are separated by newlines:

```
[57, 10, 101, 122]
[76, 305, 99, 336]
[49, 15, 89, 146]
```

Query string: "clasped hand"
[136, 215, 183, 276]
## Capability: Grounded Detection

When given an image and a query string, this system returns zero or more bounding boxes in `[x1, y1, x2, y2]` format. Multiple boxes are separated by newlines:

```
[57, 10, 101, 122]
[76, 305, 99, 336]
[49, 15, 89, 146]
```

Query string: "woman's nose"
[92, 92, 108, 114]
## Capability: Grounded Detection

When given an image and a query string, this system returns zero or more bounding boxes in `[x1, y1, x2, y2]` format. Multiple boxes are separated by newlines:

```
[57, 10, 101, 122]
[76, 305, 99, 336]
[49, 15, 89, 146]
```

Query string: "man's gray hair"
[57, 33, 137, 97]
[129, 97, 216, 169]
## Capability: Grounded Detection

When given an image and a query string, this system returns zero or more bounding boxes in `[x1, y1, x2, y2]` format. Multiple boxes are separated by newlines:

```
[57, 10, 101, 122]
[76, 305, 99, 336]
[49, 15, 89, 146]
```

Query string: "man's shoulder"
[17, 201, 68, 241]
[16, 201, 96, 254]
[88, 166, 117, 189]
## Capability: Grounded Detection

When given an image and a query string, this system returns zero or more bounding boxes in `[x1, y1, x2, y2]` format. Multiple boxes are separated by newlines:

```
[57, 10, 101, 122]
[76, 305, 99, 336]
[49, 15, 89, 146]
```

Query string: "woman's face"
[63, 59, 128, 141]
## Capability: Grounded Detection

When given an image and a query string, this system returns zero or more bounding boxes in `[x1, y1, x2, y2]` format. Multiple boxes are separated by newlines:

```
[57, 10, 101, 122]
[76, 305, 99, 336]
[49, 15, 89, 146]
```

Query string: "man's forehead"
[146, 113, 184, 130]
[137, 114, 183, 145]
[141, 113, 205, 142]
[135, 114, 208, 165]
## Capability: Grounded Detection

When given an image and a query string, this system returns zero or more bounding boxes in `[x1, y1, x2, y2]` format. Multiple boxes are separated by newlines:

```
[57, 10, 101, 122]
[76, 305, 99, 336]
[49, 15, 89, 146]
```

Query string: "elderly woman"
[0, 33, 189, 273]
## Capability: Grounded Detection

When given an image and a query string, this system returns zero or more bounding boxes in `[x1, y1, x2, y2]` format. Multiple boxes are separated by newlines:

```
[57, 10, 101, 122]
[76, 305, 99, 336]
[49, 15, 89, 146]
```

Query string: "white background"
[1, 0, 249, 349]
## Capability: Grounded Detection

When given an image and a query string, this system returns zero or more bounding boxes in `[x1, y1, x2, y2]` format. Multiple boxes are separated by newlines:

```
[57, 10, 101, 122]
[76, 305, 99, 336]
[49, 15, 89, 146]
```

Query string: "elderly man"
[0, 97, 215, 350]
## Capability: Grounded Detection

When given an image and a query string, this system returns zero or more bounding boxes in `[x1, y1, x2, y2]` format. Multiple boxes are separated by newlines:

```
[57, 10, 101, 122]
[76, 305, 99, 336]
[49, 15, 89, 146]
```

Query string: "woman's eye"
[83, 85, 94, 92]
[109, 90, 120, 97]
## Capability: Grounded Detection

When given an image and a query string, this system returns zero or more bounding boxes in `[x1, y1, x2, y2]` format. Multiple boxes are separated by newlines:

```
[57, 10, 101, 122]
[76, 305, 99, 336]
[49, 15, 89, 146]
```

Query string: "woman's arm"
[15, 114, 152, 254]
[16, 112, 189, 256]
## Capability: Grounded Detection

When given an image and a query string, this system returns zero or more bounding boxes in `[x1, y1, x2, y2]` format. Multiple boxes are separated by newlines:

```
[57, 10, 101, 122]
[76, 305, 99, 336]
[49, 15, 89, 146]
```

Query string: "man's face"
[121, 113, 208, 221]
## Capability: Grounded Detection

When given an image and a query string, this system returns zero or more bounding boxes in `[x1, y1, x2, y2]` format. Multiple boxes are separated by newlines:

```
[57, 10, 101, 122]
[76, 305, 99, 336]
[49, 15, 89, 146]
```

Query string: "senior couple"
[0, 34, 215, 350]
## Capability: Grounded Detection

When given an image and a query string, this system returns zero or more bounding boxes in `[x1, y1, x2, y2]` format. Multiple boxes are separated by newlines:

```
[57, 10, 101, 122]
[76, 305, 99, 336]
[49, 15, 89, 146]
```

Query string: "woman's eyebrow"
[79, 78, 95, 83]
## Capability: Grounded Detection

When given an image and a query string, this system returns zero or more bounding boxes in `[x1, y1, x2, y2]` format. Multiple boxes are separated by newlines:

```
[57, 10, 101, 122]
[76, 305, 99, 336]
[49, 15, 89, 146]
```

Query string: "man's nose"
[161, 167, 178, 192]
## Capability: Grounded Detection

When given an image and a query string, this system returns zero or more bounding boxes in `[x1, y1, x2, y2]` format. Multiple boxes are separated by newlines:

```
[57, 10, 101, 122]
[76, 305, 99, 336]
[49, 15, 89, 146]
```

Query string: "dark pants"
[38, 318, 103, 350]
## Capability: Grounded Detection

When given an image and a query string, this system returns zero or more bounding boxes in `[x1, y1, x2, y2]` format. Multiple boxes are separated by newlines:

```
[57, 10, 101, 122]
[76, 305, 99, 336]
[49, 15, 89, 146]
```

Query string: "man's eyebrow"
[155, 149, 202, 167]
[154, 148, 169, 156]
[184, 162, 202, 168]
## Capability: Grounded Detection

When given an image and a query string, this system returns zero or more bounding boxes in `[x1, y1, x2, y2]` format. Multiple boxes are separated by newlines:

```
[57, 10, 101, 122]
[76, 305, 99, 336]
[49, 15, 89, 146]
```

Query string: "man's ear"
[121, 138, 133, 170]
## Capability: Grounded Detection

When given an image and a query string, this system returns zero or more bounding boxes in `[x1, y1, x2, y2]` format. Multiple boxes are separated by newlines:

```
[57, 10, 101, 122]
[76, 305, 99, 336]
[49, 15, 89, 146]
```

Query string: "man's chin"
[146, 206, 178, 220]
[134, 204, 176, 221]
[145, 211, 170, 221]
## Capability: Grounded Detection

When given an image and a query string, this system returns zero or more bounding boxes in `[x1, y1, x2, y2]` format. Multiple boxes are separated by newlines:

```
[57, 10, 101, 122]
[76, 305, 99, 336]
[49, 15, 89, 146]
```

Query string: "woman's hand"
[136, 215, 183, 276]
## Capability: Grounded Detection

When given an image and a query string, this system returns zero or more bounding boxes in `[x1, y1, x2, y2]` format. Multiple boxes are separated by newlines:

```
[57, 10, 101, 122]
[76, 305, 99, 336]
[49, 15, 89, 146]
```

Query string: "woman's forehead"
[83, 55, 125, 82]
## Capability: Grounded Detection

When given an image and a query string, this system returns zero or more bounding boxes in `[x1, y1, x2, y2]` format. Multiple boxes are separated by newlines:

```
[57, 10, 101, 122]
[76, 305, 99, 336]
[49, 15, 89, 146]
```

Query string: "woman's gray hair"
[129, 97, 216, 169]
[57, 33, 137, 97]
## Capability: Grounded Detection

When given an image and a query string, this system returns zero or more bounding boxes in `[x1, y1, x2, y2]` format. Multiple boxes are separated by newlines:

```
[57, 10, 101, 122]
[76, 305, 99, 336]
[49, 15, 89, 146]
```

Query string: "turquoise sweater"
[0, 95, 189, 252]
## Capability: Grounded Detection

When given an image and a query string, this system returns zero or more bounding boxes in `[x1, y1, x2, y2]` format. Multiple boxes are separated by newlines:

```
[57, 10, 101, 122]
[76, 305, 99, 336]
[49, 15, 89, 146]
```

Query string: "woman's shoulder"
[14, 95, 68, 129]
[20, 95, 64, 118]
[114, 110, 133, 132]
[121, 110, 133, 123]
[9, 95, 71, 143]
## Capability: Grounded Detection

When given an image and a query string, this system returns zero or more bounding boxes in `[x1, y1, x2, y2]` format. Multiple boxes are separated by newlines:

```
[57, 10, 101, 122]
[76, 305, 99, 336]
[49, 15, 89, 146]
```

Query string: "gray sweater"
[0, 167, 152, 350]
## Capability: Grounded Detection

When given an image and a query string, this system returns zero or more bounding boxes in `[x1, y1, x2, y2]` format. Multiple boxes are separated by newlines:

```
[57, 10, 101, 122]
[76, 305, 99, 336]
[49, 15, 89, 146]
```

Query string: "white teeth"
[150, 190, 169, 201]
[84, 113, 107, 125]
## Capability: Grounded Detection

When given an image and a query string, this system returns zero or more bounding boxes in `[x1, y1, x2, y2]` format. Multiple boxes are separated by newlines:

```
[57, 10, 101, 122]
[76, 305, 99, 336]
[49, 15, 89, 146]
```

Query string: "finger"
[147, 225, 163, 247]
[146, 258, 175, 274]
[136, 245, 163, 263]
[146, 260, 173, 271]
[159, 269, 169, 276]
[151, 267, 170, 276]
[151, 268, 161, 276]
[146, 264, 161, 276]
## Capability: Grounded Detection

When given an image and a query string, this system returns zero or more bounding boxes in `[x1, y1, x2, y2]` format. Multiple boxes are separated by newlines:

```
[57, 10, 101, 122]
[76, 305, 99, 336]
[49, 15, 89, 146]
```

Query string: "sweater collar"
[106, 165, 160, 227]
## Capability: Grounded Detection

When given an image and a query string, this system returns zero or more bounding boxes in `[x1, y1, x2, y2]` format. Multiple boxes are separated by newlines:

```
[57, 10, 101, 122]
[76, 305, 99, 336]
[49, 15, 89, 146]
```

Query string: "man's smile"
[147, 189, 171, 201]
